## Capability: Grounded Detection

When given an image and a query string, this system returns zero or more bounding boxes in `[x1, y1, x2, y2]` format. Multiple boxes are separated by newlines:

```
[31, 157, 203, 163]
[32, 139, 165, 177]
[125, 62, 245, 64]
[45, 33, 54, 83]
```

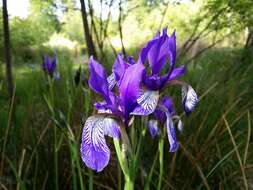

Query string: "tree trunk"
[2, 0, 14, 97]
[80, 0, 97, 58]
[119, 0, 126, 58]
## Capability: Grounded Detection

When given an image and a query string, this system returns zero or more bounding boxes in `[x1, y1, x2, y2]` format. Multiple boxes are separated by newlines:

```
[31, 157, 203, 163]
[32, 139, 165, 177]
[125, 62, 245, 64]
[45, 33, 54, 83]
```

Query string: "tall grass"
[0, 48, 252, 189]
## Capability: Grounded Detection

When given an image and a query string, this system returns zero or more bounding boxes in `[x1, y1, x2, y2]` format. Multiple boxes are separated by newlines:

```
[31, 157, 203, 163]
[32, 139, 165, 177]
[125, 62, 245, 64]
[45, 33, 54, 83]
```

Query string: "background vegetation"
[0, 0, 253, 189]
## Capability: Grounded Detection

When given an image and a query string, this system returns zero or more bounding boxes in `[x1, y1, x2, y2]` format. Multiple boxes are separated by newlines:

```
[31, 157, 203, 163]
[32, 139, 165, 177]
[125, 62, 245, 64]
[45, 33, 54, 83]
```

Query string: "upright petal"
[107, 73, 117, 91]
[119, 62, 144, 117]
[182, 85, 198, 116]
[88, 56, 111, 104]
[147, 28, 169, 74]
[112, 53, 129, 83]
[80, 115, 120, 172]
[131, 89, 159, 115]
[165, 112, 179, 152]
[168, 30, 176, 70]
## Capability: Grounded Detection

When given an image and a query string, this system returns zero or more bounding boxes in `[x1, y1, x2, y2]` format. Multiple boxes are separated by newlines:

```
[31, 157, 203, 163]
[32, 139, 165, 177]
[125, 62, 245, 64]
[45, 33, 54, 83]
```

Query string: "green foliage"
[61, 10, 84, 44]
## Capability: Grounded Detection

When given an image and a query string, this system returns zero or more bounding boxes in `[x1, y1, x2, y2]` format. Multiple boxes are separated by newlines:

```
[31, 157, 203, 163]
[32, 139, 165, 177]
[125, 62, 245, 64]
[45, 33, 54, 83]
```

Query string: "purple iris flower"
[132, 28, 198, 152]
[42, 55, 60, 80]
[80, 55, 144, 172]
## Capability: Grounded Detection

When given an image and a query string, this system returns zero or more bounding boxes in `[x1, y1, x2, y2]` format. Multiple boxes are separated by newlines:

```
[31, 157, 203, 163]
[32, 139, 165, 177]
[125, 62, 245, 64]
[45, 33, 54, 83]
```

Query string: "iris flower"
[132, 28, 198, 152]
[42, 55, 60, 80]
[80, 27, 198, 172]
[80, 55, 144, 172]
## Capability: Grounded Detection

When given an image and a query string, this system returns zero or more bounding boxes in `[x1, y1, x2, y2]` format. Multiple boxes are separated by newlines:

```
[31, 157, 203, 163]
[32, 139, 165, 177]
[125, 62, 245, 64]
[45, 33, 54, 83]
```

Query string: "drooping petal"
[119, 62, 144, 117]
[88, 56, 111, 104]
[148, 119, 158, 138]
[165, 112, 179, 152]
[154, 96, 175, 122]
[131, 90, 159, 115]
[112, 53, 129, 83]
[169, 65, 185, 81]
[182, 85, 198, 116]
[162, 96, 175, 115]
[80, 115, 120, 172]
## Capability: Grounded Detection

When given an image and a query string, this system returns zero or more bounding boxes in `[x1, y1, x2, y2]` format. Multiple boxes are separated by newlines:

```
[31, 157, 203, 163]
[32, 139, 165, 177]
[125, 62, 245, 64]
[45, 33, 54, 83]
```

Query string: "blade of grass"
[223, 116, 248, 190]
[180, 142, 211, 190]
[0, 84, 16, 175]
[17, 149, 26, 190]
[144, 149, 159, 190]
[24, 120, 50, 178]
[5, 156, 26, 190]
[243, 111, 251, 165]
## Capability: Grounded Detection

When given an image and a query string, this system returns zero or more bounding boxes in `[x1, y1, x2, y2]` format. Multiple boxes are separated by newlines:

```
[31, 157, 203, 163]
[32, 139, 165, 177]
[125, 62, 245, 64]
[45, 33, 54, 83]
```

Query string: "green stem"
[157, 138, 164, 190]
[48, 76, 58, 190]
[113, 139, 134, 190]
[88, 169, 93, 190]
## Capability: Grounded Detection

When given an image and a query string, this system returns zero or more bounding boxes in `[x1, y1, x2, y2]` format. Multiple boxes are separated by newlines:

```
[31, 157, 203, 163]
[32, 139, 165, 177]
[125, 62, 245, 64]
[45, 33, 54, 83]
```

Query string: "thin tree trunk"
[80, 0, 97, 58]
[119, 0, 126, 58]
[2, 0, 14, 97]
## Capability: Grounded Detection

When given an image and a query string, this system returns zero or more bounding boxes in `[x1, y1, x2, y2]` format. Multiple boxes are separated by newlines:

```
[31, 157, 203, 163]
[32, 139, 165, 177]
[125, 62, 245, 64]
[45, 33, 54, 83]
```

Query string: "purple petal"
[169, 65, 185, 81]
[127, 56, 136, 65]
[168, 30, 176, 70]
[112, 53, 129, 83]
[148, 120, 158, 138]
[161, 96, 175, 115]
[80, 115, 120, 172]
[107, 73, 117, 91]
[119, 62, 144, 116]
[88, 56, 111, 104]
[182, 85, 198, 116]
[131, 90, 159, 115]
[165, 112, 178, 152]
[154, 96, 175, 122]
[147, 28, 169, 74]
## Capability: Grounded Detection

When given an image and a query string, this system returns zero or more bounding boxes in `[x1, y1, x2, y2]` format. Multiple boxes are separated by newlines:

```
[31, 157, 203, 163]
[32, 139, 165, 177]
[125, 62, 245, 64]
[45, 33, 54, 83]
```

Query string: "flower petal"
[80, 115, 120, 172]
[177, 119, 183, 132]
[169, 65, 185, 81]
[168, 30, 176, 70]
[147, 28, 169, 74]
[131, 90, 159, 115]
[148, 119, 158, 138]
[154, 96, 175, 122]
[112, 53, 129, 83]
[182, 85, 198, 116]
[119, 62, 144, 116]
[88, 56, 111, 104]
[107, 73, 117, 91]
[165, 112, 179, 152]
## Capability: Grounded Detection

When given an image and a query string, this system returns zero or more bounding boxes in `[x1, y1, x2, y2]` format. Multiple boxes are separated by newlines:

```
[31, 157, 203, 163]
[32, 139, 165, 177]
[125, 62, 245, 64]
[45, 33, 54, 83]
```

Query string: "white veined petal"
[107, 73, 117, 90]
[131, 90, 159, 115]
[182, 85, 198, 115]
[80, 115, 120, 172]
[165, 112, 178, 152]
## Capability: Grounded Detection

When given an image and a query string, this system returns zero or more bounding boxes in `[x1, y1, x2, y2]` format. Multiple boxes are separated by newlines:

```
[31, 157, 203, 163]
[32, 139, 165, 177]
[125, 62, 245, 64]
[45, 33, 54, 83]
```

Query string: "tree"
[80, 0, 97, 58]
[2, 0, 14, 97]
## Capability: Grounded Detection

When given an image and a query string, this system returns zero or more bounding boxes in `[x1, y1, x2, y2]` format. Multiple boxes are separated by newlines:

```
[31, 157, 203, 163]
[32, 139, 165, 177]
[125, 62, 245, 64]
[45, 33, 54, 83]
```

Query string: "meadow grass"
[0, 47, 252, 189]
